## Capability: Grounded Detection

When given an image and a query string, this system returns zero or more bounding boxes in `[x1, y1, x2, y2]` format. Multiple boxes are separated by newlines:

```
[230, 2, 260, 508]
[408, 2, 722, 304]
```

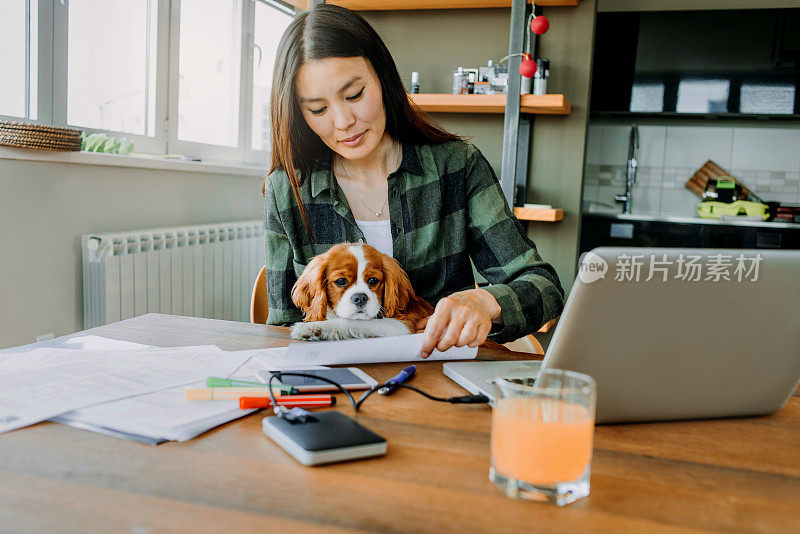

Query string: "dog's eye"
[333, 278, 348, 287]
[367, 277, 379, 286]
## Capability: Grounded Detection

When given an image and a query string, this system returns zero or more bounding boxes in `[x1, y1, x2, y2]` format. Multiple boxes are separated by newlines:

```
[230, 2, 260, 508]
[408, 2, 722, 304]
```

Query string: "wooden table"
[0, 314, 798, 533]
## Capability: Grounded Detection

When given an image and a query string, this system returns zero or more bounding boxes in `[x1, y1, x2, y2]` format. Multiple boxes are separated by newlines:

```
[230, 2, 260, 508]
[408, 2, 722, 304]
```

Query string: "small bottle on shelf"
[533, 58, 550, 95]
[410, 71, 420, 94]
[452, 67, 466, 95]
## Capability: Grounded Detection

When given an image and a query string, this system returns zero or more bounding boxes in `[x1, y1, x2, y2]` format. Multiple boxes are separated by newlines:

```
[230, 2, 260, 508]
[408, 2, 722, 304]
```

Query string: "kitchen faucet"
[615, 124, 639, 214]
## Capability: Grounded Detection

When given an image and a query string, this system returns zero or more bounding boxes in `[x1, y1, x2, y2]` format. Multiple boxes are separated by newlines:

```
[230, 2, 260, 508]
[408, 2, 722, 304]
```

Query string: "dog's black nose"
[351, 293, 368, 308]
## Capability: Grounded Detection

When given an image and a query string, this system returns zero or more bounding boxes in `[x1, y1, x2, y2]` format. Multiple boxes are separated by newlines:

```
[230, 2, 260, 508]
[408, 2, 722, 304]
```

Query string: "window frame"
[2, 0, 296, 165]
[51, 0, 170, 154]
[0, 0, 46, 124]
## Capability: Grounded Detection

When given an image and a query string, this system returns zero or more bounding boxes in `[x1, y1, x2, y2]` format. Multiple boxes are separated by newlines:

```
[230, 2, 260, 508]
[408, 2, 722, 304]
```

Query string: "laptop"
[444, 247, 800, 424]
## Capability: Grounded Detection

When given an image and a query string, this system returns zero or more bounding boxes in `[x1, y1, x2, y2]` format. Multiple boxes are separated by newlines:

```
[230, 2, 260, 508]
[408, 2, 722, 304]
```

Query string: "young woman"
[264, 4, 564, 357]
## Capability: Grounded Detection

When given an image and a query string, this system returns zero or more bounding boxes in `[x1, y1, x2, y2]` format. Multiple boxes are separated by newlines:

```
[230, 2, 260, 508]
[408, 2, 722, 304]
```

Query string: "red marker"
[239, 394, 335, 409]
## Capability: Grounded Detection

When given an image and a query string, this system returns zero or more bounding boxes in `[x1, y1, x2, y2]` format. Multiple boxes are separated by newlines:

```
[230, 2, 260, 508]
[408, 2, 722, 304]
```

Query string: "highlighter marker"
[239, 395, 336, 409]
[184, 387, 285, 401]
[206, 377, 296, 393]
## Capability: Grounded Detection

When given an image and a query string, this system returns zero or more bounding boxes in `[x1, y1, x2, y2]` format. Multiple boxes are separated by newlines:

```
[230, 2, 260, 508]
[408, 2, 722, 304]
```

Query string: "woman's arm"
[264, 175, 304, 326]
[464, 145, 565, 342]
[419, 145, 564, 354]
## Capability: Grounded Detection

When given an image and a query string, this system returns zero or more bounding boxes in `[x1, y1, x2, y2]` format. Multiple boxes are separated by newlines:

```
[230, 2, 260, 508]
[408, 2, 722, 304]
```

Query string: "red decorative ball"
[531, 15, 550, 35]
[519, 55, 538, 78]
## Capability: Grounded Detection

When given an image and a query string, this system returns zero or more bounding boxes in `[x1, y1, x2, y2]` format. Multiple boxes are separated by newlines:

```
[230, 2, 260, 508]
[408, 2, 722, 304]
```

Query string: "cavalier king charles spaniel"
[290, 242, 433, 341]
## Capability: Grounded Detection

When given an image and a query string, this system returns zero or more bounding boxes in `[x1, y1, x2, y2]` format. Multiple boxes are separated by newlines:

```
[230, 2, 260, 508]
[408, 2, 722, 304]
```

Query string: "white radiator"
[82, 220, 264, 328]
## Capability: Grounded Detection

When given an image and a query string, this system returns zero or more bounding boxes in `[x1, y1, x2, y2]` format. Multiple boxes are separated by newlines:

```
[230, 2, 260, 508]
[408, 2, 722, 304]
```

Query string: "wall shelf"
[287, 1, 578, 11]
[409, 93, 571, 115]
[513, 207, 564, 222]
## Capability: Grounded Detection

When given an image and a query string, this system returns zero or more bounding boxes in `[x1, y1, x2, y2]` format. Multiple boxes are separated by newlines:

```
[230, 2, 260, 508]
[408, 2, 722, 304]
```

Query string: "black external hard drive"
[262, 411, 387, 466]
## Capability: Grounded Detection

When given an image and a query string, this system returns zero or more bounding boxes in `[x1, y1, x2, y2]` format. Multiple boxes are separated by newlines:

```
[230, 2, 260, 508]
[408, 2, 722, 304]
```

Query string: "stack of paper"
[53, 349, 288, 445]
[0, 342, 252, 437]
[1, 332, 478, 445]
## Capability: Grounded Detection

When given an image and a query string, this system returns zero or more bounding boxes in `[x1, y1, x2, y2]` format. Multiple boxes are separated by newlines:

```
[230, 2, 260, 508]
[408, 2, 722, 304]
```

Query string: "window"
[676, 79, 730, 114]
[740, 84, 795, 115]
[0, 0, 37, 120]
[630, 83, 664, 113]
[0, 0, 296, 165]
[67, 0, 157, 136]
[178, 0, 242, 147]
[251, 1, 293, 151]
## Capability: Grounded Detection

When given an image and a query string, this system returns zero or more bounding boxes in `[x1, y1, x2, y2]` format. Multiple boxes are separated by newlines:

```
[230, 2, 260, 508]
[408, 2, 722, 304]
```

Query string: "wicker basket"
[0, 120, 83, 151]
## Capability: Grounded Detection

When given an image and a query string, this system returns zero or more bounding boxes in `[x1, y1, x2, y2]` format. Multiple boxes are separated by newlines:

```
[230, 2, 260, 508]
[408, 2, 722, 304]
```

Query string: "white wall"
[0, 157, 264, 348]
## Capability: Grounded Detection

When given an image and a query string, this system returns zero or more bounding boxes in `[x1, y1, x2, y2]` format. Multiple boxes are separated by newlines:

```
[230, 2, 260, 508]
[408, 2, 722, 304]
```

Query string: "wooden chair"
[501, 319, 559, 355]
[250, 266, 268, 324]
[250, 264, 545, 354]
[503, 334, 544, 355]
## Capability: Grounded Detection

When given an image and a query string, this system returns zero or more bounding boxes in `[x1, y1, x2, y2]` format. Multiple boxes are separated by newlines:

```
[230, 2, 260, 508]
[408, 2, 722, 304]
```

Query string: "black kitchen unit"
[580, 213, 800, 253]
[591, 8, 800, 118]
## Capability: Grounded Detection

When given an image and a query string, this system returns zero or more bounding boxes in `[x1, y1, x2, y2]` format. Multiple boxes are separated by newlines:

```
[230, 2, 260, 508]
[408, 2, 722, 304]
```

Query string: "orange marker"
[239, 394, 336, 409]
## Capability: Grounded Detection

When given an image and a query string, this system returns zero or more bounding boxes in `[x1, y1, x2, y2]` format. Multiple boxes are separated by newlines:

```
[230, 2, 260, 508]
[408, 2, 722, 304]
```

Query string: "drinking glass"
[490, 368, 596, 505]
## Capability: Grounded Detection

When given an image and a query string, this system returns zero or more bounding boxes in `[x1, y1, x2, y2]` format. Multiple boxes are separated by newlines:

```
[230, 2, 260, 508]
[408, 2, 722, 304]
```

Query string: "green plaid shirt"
[263, 140, 564, 343]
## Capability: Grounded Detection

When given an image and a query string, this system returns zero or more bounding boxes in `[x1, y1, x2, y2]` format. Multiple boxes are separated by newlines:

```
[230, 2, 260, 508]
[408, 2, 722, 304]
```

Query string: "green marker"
[206, 376, 295, 393]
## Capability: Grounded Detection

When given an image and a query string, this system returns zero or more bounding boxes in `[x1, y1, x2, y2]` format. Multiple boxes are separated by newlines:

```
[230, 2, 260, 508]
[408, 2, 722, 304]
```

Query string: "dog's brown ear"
[382, 255, 434, 322]
[382, 256, 410, 318]
[291, 254, 328, 322]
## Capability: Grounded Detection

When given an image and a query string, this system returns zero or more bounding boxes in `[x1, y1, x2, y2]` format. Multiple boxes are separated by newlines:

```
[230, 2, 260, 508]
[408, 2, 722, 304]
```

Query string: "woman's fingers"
[456, 317, 480, 348]
[419, 291, 499, 357]
[469, 322, 492, 348]
[437, 309, 470, 352]
[420, 307, 449, 358]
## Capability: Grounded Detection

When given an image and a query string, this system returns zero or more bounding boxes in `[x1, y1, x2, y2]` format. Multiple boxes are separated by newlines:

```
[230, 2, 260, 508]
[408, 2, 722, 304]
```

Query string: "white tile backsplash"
[586, 125, 602, 165]
[664, 126, 734, 169]
[584, 122, 800, 218]
[731, 127, 800, 172]
[659, 188, 701, 217]
[631, 187, 662, 215]
[637, 126, 666, 167]
[596, 185, 622, 207]
[600, 126, 631, 167]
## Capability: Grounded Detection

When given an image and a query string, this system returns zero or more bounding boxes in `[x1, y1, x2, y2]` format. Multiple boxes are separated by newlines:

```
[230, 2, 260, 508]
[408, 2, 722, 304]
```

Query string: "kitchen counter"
[580, 212, 800, 252]
[583, 211, 800, 230]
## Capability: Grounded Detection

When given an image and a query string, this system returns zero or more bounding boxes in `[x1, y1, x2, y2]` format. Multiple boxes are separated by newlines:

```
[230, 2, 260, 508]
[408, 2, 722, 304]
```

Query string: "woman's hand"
[416, 288, 502, 358]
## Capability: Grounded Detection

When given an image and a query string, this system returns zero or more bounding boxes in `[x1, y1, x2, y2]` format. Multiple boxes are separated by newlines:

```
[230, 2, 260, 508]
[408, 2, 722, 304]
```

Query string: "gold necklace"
[336, 142, 399, 218]
[339, 162, 389, 217]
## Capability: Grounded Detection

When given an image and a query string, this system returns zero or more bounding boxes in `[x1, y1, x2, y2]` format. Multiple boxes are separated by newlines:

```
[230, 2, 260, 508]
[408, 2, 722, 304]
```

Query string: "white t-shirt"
[354, 219, 393, 258]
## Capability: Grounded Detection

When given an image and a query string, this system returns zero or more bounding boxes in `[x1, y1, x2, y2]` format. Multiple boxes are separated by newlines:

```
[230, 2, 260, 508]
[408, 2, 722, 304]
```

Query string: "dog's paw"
[290, 321, 353, 341]
[290, 322, 326, 341]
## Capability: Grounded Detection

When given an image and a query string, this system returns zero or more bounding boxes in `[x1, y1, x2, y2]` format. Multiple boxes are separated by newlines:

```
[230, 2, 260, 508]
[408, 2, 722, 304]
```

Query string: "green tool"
[205, 376, 295, 392]
[696, 200, 769, 220]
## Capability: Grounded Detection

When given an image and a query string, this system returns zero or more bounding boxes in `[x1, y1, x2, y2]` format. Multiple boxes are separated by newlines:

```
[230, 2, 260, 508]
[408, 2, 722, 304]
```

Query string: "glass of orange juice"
[490, 368, 596, 505]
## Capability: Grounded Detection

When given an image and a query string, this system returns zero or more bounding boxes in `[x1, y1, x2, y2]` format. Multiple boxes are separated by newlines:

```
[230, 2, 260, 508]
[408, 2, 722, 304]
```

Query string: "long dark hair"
[266, 4, 465, 240]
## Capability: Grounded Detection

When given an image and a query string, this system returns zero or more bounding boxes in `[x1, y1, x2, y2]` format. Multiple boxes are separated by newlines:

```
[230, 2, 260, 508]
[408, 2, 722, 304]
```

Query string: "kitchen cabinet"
[580, 213, 800, 253]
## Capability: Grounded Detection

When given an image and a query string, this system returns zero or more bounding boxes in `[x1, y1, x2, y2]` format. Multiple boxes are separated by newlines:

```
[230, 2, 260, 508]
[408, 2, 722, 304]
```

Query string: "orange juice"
[491, 396, 594, 484]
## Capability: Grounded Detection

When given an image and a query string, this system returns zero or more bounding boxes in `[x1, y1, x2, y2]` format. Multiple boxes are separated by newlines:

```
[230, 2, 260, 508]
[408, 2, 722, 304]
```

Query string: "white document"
[281, 333, 478, 366]
[53, 348, 309, 444]
[60, 335, 152, 350]
[54, 379, 250, 442]
[0, 346, 249, 434]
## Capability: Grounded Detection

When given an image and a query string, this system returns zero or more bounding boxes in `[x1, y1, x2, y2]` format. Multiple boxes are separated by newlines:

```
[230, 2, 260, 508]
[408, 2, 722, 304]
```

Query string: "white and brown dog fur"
[290, 242, 433, 341]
